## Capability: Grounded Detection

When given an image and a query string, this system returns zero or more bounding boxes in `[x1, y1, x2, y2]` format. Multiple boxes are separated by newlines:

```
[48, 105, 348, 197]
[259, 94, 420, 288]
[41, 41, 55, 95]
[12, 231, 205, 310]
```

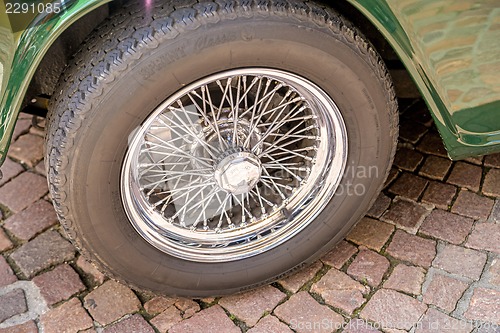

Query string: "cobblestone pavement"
[0, 101, 500, 333]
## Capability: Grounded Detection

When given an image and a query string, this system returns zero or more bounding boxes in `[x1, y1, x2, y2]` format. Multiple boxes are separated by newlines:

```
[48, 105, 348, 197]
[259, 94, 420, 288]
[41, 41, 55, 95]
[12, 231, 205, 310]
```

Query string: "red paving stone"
[422, 273, 468, 312]
[386, 230, 437, 268]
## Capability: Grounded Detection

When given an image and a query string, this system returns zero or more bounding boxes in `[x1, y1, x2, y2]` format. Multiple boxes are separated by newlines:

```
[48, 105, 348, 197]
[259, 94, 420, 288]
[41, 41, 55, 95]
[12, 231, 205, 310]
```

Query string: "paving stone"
[386, 230, 437, 268]
[381, 199, 432, 234]
[419, 156, 452, 180]
[447, 162, 482, 192]
[0, 320, 38, 333]
[360, 289, 427, 330]
[75, 256, 106, 285]
[417, 132, 448, 158]
[452, 190, 494, 220]
[489, 199, 500, 223]
[11, 118, 31, 142]
[415, 308, 473, 333]
[0, 172, 48, 213]
[419, 210, 474, 244]
[8, 134, 44, 168]
[0, 256, 17, 287]
[403, 101, 434, 127]
[347, 217, 394, 251]
[247, 315, 294, 333]
[466, 223, 500, 254]
[274, 291, 344, 333]
[486, 258, 500, 287]
[422, 273, 468, 312]
[169, 305, 240, 333]
[10, 230, 76, 278]
[278, 261, 323, 293]
[347, 249, 390, 287]
[367, 193, 392, 218]
[389, 173, 428, 201]
[343, 318, 381, 332]
[3, 200, 58, 241]
[150, 306, 182, 333]
[35, 160, 46, 177]
[393, 148, 424, 172]
[484, 153, 500, 168]
[399, 119, 428, 144]
[464, 155, 484, 166]
[0, 229, 13, 252]
[433, 244, 487, 281]
[483, 168, 500, 197]
[464, 288, 500, 324]
[384, 264, 426, 295]
[421, 182, 457, 210]
[219, 285, 286, 327]
[0, 289, 28, 323]
[321, 240, 357, 269]
[33, 264, 86, 305]
[103, 314, 155, 333]
[144, 296, 177, 315]
[0, 158, 24, 186]
[384, 168, 399, 188]
[311, 268, 369, 315]
[83, 280, 141, 325]
[174, 298, 200, 319]
[40, 298, 94, 333]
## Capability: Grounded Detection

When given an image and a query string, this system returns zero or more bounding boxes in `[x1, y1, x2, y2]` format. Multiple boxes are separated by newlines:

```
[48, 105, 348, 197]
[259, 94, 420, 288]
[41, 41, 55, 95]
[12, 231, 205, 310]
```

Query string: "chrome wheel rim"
[121, 68, 348, 262]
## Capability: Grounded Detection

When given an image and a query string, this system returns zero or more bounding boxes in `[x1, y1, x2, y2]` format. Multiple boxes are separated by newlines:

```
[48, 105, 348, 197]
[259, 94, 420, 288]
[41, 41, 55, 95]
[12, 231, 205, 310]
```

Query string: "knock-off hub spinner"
[214, 148, 262, 195]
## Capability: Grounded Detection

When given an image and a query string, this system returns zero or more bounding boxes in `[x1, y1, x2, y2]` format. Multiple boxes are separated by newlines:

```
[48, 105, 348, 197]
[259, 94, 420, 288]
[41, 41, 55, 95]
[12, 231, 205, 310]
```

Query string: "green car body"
[0, 0, 499, 165]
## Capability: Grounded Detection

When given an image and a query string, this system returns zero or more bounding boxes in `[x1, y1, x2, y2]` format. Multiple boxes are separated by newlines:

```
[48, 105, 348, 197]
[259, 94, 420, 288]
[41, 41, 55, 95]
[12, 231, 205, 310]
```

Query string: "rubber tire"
[46, 0, 398, 297]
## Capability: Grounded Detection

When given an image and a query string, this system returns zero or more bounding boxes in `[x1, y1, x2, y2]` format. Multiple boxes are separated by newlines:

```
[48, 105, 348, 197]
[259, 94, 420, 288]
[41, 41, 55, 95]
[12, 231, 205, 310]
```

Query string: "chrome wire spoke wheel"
[121, 68, 348, 262]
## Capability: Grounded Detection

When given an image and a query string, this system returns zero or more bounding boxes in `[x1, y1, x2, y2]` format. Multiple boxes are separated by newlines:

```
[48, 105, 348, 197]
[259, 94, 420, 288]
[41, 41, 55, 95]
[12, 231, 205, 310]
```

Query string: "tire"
[46, 0, 398, 297]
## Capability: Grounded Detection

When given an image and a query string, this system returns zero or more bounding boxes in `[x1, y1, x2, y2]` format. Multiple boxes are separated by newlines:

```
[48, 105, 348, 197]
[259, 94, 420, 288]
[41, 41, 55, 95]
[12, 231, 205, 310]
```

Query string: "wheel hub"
[214, 148, 262, 195]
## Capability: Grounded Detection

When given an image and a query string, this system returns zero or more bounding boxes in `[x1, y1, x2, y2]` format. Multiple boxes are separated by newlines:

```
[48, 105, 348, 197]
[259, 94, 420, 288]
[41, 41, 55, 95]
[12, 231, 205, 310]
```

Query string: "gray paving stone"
[219, 285, 286, 327]
[9, 231, 76, 278]
[0, 289, 28, 323]
[486, 258, 500, 287]
[423, 273, 468, 312]
[169, 305, 240, 333]
[433, 244, 487, 281]
[489, 199, 500, 223]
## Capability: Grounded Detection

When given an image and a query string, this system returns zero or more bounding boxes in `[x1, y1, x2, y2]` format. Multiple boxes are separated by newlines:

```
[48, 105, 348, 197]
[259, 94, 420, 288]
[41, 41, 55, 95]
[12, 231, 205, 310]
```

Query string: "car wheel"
[46, 0, 398, 297]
